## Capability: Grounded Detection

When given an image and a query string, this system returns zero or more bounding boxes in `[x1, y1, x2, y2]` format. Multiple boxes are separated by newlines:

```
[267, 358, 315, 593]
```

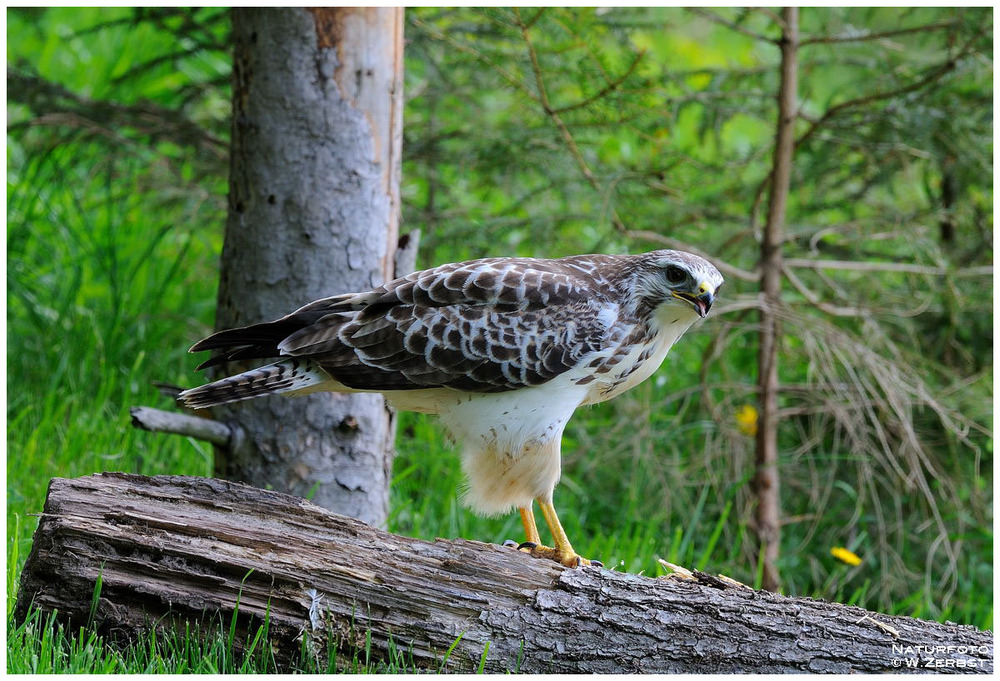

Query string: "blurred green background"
[7, 7, 992, 670]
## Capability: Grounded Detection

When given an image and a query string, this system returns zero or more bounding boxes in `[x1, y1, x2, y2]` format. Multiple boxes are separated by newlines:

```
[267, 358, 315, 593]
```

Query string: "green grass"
[7, 595, 434, 673]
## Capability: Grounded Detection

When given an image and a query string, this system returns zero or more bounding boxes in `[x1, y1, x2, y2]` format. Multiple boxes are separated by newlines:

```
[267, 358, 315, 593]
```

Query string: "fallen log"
[15, 473, 993, 673]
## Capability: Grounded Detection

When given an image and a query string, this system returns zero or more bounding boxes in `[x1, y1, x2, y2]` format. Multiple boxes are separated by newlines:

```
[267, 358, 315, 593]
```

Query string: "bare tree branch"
[782, 265, 867, 317]
[800, 21, 961, 47]
[129, 406, 236, 447]
[513, 8, 626, 233]
[687, 8, 777, 44]
[795, 26, 988, 150]
[750, 7, 787, 33]
[784, 258, 992, 278]
[407, 14, 538, 102]
[550, 49, 645, 115]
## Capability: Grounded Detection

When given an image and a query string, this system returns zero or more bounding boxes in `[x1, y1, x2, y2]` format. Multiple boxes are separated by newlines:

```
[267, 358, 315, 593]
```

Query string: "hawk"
[179, 249, 723, 567]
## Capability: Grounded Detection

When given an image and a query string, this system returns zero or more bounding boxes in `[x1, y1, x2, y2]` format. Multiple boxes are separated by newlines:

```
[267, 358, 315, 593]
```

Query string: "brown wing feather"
[189, 293, 361, 370]
[279, 258, 625, 392]
[192, 255, 631, 393]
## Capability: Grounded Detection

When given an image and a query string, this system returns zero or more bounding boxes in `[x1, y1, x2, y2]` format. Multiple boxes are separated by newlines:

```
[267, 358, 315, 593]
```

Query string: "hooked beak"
[672, 288, 715, 318]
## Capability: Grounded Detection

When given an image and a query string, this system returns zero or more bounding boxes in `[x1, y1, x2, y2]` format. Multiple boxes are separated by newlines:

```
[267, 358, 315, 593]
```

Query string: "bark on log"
[15, 474, 993, 674]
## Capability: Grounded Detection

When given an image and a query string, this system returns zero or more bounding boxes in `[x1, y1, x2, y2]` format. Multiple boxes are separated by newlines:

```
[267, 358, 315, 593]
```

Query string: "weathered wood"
[15, 474, 993, 674]
[129, 406, 236, 447]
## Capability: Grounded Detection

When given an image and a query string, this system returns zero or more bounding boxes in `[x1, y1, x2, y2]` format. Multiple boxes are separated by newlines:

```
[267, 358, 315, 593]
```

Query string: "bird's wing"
[188, 293, 360, 370]
[277, 257, 626, 392]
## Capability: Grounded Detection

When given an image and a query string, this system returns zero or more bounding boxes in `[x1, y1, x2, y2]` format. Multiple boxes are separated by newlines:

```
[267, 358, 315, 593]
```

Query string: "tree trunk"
[753, 7, 798, 593]
[213, 8, 404, 526]
[15, 474, 993, 674]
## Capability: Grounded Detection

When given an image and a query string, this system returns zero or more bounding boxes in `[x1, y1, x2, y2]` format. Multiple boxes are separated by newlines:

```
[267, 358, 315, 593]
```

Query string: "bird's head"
[632, 250, 724, 321]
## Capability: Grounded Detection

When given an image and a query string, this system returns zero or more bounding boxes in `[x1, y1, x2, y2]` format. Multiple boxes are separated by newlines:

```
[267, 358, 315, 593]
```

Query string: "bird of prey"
[179, 249, 723, 567]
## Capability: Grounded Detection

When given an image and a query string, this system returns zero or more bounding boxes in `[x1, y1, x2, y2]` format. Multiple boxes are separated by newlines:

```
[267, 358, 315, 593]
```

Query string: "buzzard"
[179, 249, 724, 567]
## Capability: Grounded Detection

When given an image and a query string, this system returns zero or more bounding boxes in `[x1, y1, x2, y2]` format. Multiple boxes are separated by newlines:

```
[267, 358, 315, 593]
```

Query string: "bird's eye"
[664, 265, 688, 286]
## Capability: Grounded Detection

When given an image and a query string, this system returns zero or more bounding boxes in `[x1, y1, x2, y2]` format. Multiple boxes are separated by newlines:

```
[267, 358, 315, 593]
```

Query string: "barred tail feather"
[178, 359, 330, 409]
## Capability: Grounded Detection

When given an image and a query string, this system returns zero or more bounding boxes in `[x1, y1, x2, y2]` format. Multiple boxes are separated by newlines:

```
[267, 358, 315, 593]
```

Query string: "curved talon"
[516, 501, 602, 568]
[556, 552, 601, 568]
[518, 543, 600, 568]
[502, 539, 519, 548]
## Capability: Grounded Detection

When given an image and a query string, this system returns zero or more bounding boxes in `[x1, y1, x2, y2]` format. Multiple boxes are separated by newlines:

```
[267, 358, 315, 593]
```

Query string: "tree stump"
[15, 473, 993, 673]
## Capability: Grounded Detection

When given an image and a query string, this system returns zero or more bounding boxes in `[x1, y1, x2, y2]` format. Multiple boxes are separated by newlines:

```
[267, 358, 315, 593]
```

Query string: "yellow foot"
[511, 540, 602, 568]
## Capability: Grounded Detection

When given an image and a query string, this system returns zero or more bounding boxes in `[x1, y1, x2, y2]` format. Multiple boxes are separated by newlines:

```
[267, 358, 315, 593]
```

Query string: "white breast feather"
[581, 306, 700, 405]
[389, 383, 588, 516]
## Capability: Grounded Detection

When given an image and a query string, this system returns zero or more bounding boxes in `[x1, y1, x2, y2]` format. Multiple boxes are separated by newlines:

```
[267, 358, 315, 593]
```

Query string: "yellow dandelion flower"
[735, 404, 758, 437]
[831, 546, 862, 566]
